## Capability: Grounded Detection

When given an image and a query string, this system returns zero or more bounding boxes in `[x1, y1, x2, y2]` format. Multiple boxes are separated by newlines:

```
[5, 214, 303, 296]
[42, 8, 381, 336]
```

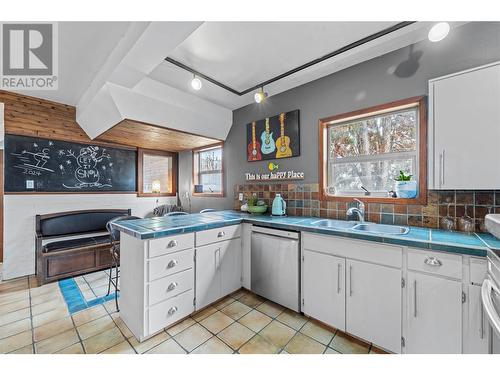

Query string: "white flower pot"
[395, 180, 417, 198]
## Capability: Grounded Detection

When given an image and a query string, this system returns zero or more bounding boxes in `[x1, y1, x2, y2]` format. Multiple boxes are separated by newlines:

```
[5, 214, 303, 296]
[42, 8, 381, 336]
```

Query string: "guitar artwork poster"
[246, 109, 300, 162]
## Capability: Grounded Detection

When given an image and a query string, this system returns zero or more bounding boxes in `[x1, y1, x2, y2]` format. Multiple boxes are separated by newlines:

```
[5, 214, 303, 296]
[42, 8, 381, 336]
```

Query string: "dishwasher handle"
[482, 278, 500, 337]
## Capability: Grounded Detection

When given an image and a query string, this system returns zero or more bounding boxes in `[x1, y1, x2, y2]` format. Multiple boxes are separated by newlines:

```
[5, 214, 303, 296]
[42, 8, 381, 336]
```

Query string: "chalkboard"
[5, 135, 137, 192]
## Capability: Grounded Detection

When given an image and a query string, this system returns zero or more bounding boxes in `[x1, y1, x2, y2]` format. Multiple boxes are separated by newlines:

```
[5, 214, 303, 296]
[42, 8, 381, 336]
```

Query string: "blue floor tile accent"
[58, 277, 117, 314]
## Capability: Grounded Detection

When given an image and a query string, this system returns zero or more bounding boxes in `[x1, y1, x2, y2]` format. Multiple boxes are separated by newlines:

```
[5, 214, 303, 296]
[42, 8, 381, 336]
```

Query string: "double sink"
[310, 219, 409, 235]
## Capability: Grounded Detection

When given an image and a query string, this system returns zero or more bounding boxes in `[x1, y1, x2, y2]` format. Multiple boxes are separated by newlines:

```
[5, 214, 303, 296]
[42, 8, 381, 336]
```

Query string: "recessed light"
[254, 88, 268, 103]
[191, 76, 202, 91]
[428, 22, 450, 42]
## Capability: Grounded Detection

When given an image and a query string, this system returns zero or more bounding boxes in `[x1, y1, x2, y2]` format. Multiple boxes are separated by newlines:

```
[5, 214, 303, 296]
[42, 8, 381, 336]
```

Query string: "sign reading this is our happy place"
[245, 162, 304, 181]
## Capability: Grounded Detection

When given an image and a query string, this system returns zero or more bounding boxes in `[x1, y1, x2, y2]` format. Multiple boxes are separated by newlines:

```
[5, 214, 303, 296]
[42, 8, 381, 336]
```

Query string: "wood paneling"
[97, 119, 221, 152]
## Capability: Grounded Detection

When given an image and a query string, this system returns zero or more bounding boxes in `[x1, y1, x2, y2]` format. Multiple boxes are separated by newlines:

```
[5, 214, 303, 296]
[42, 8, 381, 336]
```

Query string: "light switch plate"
[26, 180, 34, 189]
[239, 193, 244, 201]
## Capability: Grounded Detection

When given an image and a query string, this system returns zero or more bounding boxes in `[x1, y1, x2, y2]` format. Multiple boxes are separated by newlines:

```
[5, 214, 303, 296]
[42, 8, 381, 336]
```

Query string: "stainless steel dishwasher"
[251, 226, 300, 312]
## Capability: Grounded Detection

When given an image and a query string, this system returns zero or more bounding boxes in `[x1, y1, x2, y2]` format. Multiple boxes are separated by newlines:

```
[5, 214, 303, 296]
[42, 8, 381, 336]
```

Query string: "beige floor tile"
[199, 311, 234, 334]
[325, 347, 341, 354]
[145, 338, 186, 354]
[0, 317, 31, 340]
[229, 289, 246, 300]
[276, 310, 308, 330]
[191, 306, 217, 322]
[77, 315, 115, 340]
[31, 298, 66, 316]
[35, 328, 79, 354]
[0, 278, 28, 293]
[91, 285, 110, 297]
[329, 331, 370, 354]
[28, 275, 39, 289]
[239, 293, 264, 308]
[82, 290, 96, 300]
[101, 340, 136, 354]
[30, 291, 63, 306]
[238, 309, 272, 332]
[174, 323, 212, 352]
[213, 297, 235, 310]
[369, 345, 389, 354]
[56, 342, 85, 354]
[10, 344, 34, 354]
[29, 282, 60, 297]
[285, 333, 326, 354]
[82, 327, 125, 354]
[33, 316, 74, 342]
[217, 322, 255, 350]
[32, 307, 68, 328]
[0, 307, 31, 326]
[238, 334, 279, 354]
[0, 298, 30, 315]
[191, 336, 233, 354]
[255, 301, 284, 318]
[72, 305, 107, 326]
[259, 320, 296, 348]
[166, 317, 196, 336]
[0, 290, 29, 306]
[299, 320, 336, 345]
[103, 299, 118, 314]
[129, 331, 170, 354]
[83, 271, 108, 282]
[88, 277, 110, 289]
[221, 301, 252, 320]
[110, 313, 134, 339]
[0, 330, 33, 354]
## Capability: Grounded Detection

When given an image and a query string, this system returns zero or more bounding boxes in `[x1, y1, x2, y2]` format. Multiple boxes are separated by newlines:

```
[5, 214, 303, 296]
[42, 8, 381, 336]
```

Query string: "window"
[137, 149, 177, 196]
[193, 143, 223, 196]
[319, 96, 427, 204]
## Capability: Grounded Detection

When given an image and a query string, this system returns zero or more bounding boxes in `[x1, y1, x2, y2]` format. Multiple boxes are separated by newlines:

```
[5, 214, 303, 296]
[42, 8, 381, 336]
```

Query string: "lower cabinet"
[406, 271, 462, 353]
[195, 237, 241, 310]
[346, 259, 402, 353]
[466, 284, 490, 353]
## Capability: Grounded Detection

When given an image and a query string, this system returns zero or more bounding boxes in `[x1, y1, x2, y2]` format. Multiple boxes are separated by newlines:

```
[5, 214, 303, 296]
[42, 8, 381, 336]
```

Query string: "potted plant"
[394, 170, 417, 198]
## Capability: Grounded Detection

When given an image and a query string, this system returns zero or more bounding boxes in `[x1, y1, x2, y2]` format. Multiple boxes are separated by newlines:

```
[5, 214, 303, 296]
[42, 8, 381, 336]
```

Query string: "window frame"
[137, 148, 177, 197]
[318, 96, 427, 205]
[192, 142, 224, 197]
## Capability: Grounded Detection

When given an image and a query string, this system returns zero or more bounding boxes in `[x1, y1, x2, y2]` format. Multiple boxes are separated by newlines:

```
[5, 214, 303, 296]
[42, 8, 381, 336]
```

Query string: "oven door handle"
[481, 278, 500, 337]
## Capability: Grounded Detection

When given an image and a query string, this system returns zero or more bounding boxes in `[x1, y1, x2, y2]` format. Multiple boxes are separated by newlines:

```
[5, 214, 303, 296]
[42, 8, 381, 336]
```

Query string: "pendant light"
[191, 75, 202, 91]
[428, 22, 450, 42]
[254, 87, 268, 103]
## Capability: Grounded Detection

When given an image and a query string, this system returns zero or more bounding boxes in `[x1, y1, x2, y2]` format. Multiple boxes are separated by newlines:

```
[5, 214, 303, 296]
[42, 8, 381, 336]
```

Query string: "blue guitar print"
[260, 118, 275, 154]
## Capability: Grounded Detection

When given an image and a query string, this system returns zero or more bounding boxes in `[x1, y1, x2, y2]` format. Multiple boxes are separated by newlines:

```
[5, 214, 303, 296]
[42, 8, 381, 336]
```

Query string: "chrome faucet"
[346, 198, 365, 222]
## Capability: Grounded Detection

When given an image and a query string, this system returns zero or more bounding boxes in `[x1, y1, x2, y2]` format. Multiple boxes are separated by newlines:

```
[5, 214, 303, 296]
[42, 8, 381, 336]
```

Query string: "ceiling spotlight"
[428, 22, 450, 42]
[191, 75, 202, 91]
[254, 87, 268, 104]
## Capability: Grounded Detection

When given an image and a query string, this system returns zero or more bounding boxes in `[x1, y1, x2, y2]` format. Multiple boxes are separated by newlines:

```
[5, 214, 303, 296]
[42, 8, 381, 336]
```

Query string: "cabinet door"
[432, 63, 500, 189]
[220, 238, 242, 296]
[195, 243, 221, 310]
[406, 271, 462, 353]
[302, 250, 345, 331]
[346, 259, 402, 353]
[466, 284, 490, 353]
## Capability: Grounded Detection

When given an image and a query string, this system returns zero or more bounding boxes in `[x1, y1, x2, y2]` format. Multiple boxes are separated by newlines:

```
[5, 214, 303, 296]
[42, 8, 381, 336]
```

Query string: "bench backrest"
[36, 209, 131, 238]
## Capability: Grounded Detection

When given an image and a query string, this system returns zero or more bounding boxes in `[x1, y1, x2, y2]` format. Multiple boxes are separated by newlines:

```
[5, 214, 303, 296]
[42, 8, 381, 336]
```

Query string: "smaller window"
[138, 149, 177, 197]
[193, 143, 224, 197]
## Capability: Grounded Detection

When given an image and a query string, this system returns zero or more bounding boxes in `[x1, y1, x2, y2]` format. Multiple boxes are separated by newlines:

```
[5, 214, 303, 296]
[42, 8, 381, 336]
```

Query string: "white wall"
[2, 194, 176, 280]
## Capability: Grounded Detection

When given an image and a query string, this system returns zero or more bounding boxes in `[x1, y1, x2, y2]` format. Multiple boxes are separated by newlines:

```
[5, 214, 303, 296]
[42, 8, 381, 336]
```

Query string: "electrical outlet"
[26, 180, 34, 189]
[238, 193, 244, 201]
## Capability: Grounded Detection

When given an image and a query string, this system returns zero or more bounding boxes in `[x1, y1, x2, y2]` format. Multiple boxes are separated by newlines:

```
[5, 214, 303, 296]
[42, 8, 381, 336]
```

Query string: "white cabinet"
[195, 237, 241, 310]
[429, 61, 500, 189]
[406, 271, 462, 353]
[346, 259, 402, 353]
[302, 250, 346, 331]
[466, 284, 490, 353]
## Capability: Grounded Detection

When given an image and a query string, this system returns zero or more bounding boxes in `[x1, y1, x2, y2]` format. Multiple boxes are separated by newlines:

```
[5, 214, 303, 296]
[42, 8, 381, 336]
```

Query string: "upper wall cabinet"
[429, 61, 500, 189]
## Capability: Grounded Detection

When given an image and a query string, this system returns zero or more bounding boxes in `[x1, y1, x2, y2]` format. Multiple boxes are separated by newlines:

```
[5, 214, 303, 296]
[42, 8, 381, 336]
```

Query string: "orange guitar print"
[247, 121, 262, 161]
[275, 112, 292, 158]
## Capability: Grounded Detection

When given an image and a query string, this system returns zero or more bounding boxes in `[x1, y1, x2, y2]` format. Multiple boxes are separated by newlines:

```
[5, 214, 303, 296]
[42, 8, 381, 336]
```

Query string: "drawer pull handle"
[167, 260, 178, 269]
[167, 240, 178, 248]
[168, 306, 178, 316]
[167, 282, 178, 292]
[424, 256, 442, 266]
[217, 231, 225, 238]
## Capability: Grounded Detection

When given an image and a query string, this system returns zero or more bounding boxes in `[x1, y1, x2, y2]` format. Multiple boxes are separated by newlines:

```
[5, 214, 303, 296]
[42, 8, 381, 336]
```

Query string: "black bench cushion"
[39, 211, 129, 237]
[42, 235, 111, 253]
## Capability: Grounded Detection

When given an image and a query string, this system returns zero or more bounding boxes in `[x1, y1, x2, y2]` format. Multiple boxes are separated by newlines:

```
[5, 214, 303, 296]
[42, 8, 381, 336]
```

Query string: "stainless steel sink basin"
[352, 223, 409, 235]
[310, 220, 357, 229]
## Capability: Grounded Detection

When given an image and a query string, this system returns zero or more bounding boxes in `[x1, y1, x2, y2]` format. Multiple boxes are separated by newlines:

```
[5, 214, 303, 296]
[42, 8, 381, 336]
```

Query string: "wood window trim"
[137, 148, 177, 197]
[318, 96, 427, 205]
[192, 142, 224, 198]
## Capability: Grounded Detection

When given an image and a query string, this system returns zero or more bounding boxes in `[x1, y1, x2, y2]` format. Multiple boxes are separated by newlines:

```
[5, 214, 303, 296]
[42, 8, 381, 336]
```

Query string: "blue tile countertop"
[112, 210, 498, 257]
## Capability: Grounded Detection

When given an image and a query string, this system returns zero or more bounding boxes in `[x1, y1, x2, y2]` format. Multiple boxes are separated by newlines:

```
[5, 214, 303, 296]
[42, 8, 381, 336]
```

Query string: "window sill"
[320, 193, 427, 206]
[137, 192, 176, 197]
[192, 192, 224, 198]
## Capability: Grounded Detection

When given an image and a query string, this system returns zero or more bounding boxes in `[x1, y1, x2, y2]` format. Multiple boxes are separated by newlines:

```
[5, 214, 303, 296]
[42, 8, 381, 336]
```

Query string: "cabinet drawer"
[148, 248, 194, 281]
[407, 249, 462, 280]
[148, 269, 194, 306]
[148, 289, 194, 335]
[196, 225, 240, 247]
[148, 233, 194, 258]
[470, 257, 487, 285]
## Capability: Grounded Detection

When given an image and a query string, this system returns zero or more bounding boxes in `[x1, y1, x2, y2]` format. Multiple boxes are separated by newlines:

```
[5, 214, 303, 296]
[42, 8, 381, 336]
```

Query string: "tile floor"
[0, 268, 387, 354]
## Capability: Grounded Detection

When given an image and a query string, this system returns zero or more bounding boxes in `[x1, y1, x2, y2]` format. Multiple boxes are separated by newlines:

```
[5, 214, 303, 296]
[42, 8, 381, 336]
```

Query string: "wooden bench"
[35, 209, 131, 285]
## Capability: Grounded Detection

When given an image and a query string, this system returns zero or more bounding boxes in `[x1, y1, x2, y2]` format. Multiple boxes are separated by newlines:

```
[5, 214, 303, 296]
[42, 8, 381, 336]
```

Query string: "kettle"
[272, 193, 287, 216]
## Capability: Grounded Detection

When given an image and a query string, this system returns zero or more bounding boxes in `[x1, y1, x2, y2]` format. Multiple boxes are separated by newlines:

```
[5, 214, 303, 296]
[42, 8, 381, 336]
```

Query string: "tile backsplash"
[233, 183, 500, 233]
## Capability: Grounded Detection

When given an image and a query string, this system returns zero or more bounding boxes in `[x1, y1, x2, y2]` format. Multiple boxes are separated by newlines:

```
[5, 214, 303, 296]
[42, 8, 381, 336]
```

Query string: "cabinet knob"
[167, 306, 178, 316]
[167, 282, 178, 292]
[424, 256, 442, 267]
[167, 260, 178, 269]
[167, 240, 178, 248]
[217, 231, 225, 238]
